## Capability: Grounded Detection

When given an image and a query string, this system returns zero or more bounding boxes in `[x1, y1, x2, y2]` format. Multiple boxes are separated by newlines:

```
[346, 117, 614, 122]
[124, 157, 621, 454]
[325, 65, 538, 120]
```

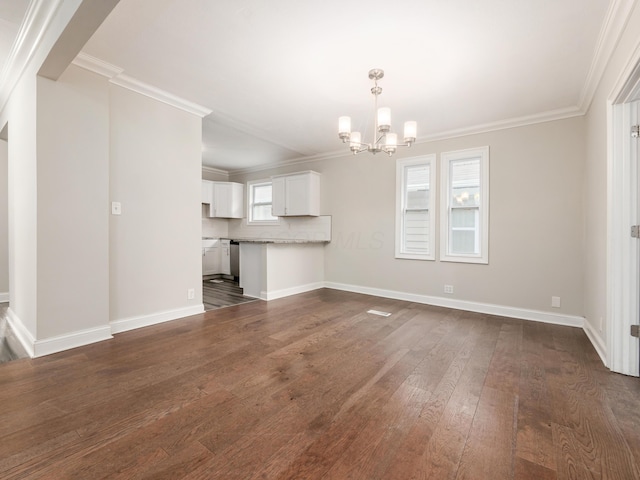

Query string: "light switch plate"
[111, 202, 121, 215]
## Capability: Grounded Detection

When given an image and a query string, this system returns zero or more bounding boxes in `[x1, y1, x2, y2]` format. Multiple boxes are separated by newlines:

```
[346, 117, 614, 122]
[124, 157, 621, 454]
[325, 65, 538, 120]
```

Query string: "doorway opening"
[0, 124, 26, 363]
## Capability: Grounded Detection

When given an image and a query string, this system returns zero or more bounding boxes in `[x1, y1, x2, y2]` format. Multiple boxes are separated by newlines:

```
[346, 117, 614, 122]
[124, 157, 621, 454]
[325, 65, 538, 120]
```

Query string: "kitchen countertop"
[230, 238, 329, 244]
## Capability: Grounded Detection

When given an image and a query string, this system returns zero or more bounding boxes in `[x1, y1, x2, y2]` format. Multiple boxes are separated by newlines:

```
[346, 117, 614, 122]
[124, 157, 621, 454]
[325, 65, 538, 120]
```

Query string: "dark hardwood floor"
[202, 277, 256, 310]
[0, 288, 638, 479]
[0, 304, 28, 364]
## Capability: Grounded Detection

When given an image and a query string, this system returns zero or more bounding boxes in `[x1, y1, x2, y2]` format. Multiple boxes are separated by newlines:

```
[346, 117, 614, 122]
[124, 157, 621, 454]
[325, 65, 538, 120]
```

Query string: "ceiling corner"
[578, 0, 637, 113]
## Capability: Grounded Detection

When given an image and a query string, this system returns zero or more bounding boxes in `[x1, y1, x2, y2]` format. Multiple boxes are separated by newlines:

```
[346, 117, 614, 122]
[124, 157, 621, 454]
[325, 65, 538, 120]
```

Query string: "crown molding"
[418, 106, 584, 142]
[72, 52, 212, 118]
[609, 28, 640, 103]
[578, 0, 637, 112]
[110, 74, 212, 118]
[0, 0, 65, 116]
[227, 105, 584, 176]
[72, 51, 122, 78]
[202, 165, 229, 176]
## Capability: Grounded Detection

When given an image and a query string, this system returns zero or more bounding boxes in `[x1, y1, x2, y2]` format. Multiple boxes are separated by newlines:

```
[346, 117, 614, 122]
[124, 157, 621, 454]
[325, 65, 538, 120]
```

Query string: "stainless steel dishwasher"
[230, 240, 239, 282]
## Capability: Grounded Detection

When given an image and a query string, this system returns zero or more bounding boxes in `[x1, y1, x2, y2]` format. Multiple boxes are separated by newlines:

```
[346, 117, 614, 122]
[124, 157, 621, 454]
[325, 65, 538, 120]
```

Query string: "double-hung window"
[247, 179, 278, 224]
[396, 155, 436, 260]
[440, 146, 489, 264]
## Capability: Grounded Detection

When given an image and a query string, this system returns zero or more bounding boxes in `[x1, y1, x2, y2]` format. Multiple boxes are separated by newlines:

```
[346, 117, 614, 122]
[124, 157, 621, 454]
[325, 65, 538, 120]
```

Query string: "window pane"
[451, 230, 476, 254]
[450, 159, 480, 207]
[406, 165, 429, 209]
[404, 210, 429, 253]
[450, 208, 479, 254]
[249, 181, 277, 223]
[253, 184, 272, 204]
[252, 204, 276, 221]
[451, 208, 477, 228]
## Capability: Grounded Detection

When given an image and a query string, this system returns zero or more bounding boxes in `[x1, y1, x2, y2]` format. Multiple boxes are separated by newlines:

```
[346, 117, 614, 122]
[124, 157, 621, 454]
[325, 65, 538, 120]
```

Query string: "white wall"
[0, 139, 8, 298]
[584, 4, 640, 349]
[6, 73, 38, 338]
[109, 84, 203, 323]
[0, 0, 91, 348]
[36, 64, 110, 338]
[232, 116, 585, 318]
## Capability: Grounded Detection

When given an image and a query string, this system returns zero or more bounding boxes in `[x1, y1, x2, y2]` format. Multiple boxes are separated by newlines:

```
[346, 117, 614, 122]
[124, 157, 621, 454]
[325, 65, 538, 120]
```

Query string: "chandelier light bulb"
[403, 121, 417, 144]
[338, 116, 351, 141]
[386, 133, 397, 153]
[377, 107, 391, 133]
[350, 131, 362, 152]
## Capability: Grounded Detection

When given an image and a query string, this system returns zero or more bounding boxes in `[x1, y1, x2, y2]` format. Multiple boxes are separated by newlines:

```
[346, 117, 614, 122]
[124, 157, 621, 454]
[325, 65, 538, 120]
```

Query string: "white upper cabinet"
[202, 181, 244, 218]
[201, 180, 214, 204]
[271, 171, 320, 216]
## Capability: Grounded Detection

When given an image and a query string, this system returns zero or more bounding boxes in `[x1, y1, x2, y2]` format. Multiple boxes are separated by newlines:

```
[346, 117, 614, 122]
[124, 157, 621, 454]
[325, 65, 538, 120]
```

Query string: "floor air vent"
[367, 309, 392, 317]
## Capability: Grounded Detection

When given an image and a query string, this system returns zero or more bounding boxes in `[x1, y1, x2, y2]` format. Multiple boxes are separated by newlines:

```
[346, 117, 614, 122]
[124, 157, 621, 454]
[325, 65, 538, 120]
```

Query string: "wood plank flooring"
[202, 277, 256, 310]
[0, 304, 29, 364]
[0, 288, 638, 479]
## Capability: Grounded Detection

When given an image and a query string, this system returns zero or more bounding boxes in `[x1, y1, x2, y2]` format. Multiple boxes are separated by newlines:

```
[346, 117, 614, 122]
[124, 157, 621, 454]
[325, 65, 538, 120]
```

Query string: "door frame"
[607, 48, 640, 376]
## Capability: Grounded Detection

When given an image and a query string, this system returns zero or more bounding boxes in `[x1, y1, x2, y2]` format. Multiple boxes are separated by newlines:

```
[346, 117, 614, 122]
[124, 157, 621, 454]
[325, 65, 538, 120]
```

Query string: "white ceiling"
[4, 1, 619, 172]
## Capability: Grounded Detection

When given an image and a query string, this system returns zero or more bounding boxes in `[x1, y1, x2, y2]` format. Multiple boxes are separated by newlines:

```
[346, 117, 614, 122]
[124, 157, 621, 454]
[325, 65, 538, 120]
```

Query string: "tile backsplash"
[202, 205, 229, 238]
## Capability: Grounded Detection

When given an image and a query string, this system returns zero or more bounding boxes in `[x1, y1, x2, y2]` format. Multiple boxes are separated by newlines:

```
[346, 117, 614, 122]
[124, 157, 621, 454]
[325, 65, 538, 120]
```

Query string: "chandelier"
[338, 69, 416, 156]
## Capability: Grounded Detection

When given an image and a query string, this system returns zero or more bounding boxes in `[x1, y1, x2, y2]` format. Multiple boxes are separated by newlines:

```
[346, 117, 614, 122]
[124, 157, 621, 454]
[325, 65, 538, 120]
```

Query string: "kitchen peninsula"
[228, 215, 331, 300]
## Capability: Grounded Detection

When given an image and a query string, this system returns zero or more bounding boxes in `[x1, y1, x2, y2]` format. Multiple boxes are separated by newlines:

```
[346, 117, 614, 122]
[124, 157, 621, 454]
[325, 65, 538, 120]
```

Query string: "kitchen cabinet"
[213, 182, 244, 218]
[202, 181, 244, 218]
[201, 180, 214, 204]
[271, 171, 320, 216]
[202, 238, 220, 275]
[220, 239, 231, 275]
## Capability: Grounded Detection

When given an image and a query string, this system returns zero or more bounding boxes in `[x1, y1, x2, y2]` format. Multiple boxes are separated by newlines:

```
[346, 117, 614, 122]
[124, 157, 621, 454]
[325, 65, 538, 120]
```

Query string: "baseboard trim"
[583, 321, 608, 367]
[110, 304, 205, 334]
[33, 325, 113, 358]
[0, 292, 8, 303]
[5, 307, 113, 358]
[264, 282, 324, 301]
[6, 308, 35, 357]
[323, 282, 585, 328]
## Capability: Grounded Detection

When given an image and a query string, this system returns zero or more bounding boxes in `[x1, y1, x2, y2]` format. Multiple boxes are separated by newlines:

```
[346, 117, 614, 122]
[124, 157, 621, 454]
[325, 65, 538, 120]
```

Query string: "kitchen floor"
[202, 276, 257, 311]
[0, 303, 29, 364]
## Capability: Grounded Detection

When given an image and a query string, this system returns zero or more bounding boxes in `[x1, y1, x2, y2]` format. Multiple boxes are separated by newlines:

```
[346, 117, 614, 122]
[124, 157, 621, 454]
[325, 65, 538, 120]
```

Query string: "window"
[440, 146, 489, 264]
[247, 179, 278, 224]
[396, 155, 436, 260]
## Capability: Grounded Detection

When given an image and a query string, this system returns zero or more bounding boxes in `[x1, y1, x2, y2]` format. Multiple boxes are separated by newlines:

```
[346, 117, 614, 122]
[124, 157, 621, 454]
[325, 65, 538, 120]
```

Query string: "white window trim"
[395, 154, 436, 260]
[246, 179, 279, 225]
[440, 146, 489, 264]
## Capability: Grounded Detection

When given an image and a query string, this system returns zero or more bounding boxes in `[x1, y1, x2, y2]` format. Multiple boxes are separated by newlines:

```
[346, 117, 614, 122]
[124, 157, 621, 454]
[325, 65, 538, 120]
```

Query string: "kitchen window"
[440, 146, 489, 264]
[395, 155, 436, 260]
[247, 179, 279, 224]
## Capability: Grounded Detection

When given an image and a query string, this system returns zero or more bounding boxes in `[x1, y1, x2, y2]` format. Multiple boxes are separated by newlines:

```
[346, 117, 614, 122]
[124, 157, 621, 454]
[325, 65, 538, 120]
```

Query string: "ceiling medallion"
[338, 69, 416, 156]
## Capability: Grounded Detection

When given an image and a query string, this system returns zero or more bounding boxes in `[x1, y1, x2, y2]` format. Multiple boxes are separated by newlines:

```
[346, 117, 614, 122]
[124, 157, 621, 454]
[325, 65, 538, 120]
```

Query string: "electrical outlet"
[444, 285, 454, 294]
[187, 288, 195, 300]
[551, 296, 561, 308]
